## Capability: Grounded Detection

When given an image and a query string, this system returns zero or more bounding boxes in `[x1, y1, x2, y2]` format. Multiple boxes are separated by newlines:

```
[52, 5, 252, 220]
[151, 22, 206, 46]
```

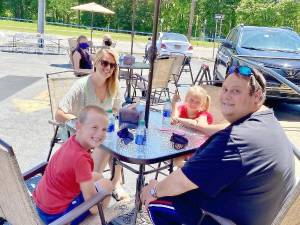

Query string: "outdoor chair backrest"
[170, 54, 185, 80]
[68, 38, 77, 53]
[47, 71, 80, 119]
[271, 145, 300, 225]
[199, 85, 227, 125]
[151, 57, 175, 89]
[271, 181, 300, 225]
[0, 139, 41, 225]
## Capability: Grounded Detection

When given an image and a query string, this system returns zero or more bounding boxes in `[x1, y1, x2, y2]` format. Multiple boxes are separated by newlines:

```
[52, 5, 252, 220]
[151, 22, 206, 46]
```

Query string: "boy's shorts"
[36, 192, 90, 225]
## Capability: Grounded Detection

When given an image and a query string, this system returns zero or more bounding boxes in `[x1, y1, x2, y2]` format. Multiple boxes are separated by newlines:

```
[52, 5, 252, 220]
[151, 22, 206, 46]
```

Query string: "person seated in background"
[102, 34, 113, 47]
[72, 35, 93, 76]
[141, 66, 295, 225]
[145, 37, 154, 62]
[34, 106, 113, 225]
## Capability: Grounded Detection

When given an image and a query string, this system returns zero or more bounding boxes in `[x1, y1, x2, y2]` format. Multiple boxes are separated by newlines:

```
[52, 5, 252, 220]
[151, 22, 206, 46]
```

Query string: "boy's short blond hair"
[78, 105, 107, 123]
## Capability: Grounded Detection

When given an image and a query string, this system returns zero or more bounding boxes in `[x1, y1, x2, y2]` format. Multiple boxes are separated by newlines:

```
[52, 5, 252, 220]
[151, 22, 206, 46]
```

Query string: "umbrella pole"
[145, 0, 160, 128]
[130, 0, 135, 55]
[125, 0, 136, 103]
[91, 12, 94, 41]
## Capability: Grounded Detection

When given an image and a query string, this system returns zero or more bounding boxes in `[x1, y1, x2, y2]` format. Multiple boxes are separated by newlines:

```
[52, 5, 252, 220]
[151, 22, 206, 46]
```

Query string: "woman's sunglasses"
[100, 59, 117, 69]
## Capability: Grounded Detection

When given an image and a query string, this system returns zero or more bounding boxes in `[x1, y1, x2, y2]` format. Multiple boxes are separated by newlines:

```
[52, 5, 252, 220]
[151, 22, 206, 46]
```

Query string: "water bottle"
[106, 109, 115, 140]
[135, 120, 146, 146]
[162, 99, 172, 128]
[135, 97, 145, 121]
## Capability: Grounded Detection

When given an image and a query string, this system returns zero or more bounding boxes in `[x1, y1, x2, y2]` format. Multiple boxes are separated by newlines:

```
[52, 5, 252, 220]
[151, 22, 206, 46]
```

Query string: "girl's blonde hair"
[185, 86, 211, 111]
[93, 48, 119, 97]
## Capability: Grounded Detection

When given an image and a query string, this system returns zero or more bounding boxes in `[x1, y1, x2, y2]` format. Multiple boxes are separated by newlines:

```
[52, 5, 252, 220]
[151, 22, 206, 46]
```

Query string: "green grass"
[0, 20, 215, 47]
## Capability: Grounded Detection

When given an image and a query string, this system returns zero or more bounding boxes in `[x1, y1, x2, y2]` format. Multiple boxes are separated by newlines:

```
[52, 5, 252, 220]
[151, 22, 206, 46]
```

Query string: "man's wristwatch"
[149, 186, 158, 198]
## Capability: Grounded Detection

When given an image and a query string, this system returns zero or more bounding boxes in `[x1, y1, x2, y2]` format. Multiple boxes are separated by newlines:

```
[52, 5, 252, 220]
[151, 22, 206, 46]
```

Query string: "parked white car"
[145, 32, 193, 60]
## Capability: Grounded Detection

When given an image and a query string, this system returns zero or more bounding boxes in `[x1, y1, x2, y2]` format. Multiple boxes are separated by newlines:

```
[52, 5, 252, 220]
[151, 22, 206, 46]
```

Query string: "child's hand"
[172, 93, 180, 105]
[171, 116, 179, 125]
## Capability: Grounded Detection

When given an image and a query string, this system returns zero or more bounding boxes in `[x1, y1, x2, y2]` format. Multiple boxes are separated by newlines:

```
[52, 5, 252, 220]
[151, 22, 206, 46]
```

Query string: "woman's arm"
[112, 89, 121, 114]
[55, 108, 77, 123]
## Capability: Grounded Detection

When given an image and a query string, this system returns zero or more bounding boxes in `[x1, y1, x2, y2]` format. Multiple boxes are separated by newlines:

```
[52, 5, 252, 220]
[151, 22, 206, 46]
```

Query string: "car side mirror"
[221, 41, 233, 49]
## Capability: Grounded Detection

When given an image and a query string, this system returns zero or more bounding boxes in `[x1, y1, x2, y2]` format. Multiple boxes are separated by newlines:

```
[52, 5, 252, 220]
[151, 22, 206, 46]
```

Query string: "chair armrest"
[22, 162, 48, 180]
[49, 189, 111, 225]
[48, 119, 64, 127]
[198, 210, 236, 225]
[292, 143, 300, 161]
[134, 73, 148, 82]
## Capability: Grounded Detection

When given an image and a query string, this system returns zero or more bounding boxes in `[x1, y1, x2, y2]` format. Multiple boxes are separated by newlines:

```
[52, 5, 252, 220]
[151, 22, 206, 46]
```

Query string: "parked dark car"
[213, 25, 300, 103]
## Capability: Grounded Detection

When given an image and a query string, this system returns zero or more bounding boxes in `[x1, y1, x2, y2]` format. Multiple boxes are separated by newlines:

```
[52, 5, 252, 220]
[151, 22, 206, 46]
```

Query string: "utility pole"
[37, 0, 45, 47]
[212, 14, 224, 59]
[187, 0, 197, 40]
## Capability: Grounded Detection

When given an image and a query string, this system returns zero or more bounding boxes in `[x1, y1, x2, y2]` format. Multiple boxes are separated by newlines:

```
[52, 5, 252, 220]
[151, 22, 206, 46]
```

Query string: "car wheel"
[264, 98, 278, 108]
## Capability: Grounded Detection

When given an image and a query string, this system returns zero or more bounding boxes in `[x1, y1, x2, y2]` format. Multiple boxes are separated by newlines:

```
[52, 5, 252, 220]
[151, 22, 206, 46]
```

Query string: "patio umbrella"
[71, 2, 115, 40]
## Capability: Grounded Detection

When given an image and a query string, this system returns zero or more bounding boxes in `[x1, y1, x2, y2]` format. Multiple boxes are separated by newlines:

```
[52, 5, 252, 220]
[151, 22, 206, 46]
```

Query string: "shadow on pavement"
[50, 63, 72, 69]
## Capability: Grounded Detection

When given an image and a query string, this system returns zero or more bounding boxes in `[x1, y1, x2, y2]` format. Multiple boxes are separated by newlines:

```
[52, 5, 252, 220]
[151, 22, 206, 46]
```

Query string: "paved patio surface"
[0, 33, 299, 223]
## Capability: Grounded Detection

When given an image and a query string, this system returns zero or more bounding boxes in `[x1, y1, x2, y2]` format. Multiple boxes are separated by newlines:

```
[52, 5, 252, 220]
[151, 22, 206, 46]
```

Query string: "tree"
[236, 0, 299, 32]
[187, 0, 197, 40]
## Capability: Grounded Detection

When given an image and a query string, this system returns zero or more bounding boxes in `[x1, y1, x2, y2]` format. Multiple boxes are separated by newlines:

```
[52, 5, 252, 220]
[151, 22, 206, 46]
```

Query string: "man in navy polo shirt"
[141, 66, 295, 225]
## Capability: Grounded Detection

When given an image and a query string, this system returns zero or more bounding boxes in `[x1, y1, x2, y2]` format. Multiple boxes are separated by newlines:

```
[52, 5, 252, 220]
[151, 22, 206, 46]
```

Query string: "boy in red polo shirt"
[33, 105, 113, 225]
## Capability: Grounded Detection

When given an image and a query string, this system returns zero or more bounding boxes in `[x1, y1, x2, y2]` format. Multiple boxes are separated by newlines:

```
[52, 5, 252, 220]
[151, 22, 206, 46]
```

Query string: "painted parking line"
[13, 90, 49, 113]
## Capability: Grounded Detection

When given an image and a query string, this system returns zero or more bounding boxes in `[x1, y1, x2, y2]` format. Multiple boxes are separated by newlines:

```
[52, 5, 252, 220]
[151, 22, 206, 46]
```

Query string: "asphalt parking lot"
[0, 36, 299, 198]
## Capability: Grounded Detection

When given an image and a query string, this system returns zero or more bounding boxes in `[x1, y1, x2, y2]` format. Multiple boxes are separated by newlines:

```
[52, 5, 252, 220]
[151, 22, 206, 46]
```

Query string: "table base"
[109, 202, 151, 225]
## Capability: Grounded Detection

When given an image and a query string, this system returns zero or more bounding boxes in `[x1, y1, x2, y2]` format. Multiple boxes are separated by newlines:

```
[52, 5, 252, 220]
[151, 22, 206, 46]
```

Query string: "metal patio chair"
[178, 57, 194, 84]
[170, 54, 186, 93]
[46, 70, 80, 161]
[132, 57, 175, 105]
[0, 138, 110, 225]
[271, 144, 300, 225]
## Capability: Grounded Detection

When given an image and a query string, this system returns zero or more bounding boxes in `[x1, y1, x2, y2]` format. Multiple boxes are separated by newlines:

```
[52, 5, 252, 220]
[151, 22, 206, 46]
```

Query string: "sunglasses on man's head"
[228, 66, 253, 77]
[228, 65, 265, 92]
[100, 59, 117, 69]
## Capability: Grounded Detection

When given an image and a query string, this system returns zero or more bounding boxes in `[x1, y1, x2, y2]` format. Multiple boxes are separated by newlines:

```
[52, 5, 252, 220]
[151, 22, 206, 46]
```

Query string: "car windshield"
[161, 33, 188, 42]
[240, 28, 300, 52]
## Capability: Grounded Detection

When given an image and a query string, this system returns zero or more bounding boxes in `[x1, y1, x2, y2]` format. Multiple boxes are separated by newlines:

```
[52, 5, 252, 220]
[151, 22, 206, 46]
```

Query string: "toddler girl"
[171, 86, 213, 128]
[171, 86, 213, 167]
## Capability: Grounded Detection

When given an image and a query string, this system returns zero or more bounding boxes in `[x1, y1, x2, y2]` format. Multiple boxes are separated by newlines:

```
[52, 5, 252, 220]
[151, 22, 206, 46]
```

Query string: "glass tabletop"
[119, 62, 150, 70]
[65, 111, 207, 164]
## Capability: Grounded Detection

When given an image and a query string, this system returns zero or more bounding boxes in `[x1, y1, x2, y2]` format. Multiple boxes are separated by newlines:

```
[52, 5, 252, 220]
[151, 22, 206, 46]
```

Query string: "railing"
[232, 55, 300, 95]
[0, 16, 152, 36]
[0, 32, 66, 55]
